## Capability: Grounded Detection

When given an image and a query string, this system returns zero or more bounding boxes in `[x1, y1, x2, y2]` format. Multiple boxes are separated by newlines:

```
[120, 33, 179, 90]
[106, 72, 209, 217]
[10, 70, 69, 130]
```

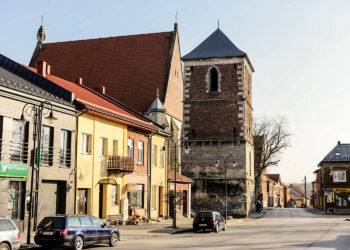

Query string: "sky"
[2, 0, 350, 183]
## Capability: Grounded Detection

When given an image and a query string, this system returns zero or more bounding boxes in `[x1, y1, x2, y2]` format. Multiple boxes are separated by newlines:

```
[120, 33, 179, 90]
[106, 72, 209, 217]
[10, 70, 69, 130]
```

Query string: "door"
[99, 184, 103, 219]
[78, 189, 87, 215]
[183, 190, 188, 217]
[159, 186, 164, 217]
[90, 216, 109, 242]
[80, 216, 96, 243]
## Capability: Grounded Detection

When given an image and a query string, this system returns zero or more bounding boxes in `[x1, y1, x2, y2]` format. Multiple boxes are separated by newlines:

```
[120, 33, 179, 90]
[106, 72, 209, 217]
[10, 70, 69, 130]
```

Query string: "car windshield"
[197, 212, 213, 218]
[0, 219, 16, 231]
[38, 217, 65, 229]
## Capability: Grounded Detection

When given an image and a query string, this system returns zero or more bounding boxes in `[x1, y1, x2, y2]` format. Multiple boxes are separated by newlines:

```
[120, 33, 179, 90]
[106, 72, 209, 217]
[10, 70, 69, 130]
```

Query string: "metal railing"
[59, 148, 72, 168]
[9, 140, 29, 163]
[107, 156, 134, 172]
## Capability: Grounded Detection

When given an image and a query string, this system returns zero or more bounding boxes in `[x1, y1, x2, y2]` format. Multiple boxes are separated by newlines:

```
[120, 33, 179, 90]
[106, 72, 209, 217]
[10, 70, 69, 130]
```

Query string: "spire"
[37, 16, 46, 47]
[148, 88, 166, 112]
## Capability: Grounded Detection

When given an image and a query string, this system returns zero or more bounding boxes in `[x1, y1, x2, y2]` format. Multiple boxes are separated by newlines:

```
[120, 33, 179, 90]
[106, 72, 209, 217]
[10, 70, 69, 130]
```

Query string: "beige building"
[0, 54, 77, 231]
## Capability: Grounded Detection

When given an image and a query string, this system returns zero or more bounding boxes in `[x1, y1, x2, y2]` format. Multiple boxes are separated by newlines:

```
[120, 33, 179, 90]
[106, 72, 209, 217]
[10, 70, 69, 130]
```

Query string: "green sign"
[0, 162, 28, 178]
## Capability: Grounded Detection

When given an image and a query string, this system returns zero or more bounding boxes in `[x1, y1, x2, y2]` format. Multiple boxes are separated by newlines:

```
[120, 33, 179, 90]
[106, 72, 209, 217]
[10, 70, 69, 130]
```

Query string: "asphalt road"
[36, 208, 350, 249]
[113, 208, 350, 250]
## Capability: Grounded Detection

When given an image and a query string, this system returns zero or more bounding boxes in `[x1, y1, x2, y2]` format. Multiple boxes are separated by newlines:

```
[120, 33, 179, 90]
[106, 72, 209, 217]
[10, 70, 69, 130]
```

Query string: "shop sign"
[0, 162, 28, 178]
[332, 188, 350, 192]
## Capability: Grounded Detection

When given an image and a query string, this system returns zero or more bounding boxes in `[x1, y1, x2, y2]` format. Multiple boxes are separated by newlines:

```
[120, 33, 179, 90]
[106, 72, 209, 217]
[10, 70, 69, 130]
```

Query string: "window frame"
[159, 149, 164, 168]
[333, 171, 347, 183]
[111, 184, 118, 206]
[41, 125, 54, 166]
[100, 137, 107, 156]
[151, 185, 157, 210]
[81, 133, 92, 154]
[60, 129, 72, 168]
[113, 140, 118, 156]
[152, 145, 157, 167]
[137, 141, 144, 165]
[128, 184, 144, 208]
[128, 138, 134, 158]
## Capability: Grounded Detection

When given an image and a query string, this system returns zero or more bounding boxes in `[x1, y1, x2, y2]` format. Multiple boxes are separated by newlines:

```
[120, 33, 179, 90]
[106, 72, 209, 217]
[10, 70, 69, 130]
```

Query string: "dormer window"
[206, 66, 221, 93]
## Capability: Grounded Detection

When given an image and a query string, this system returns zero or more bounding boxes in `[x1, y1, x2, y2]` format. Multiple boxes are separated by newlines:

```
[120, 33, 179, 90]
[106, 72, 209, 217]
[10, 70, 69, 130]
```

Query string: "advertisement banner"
[0, 162, 28, 177]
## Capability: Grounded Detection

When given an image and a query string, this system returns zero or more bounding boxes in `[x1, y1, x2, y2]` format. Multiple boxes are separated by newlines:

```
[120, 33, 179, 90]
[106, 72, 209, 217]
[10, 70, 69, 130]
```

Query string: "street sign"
[0, 162, 28, 177]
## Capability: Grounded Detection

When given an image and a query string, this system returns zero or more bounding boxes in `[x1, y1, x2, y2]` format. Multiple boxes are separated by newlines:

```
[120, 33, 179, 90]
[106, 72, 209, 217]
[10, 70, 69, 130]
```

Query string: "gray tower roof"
[182, 28, 254, 71]
[148, 89, 166, 112]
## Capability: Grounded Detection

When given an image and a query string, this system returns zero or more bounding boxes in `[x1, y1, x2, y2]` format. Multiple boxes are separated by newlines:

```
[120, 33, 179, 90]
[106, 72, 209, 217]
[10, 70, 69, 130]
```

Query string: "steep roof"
[26, 66, 161, 132]
[31, 30, 175, 113]
[290, 185, 310, 199]
[319, 142, 350, 165]
[168, 170, 194, 183]
[182, 28, 254, 71]
[267, 174, 281, 183]
[0, 54, 73, 105]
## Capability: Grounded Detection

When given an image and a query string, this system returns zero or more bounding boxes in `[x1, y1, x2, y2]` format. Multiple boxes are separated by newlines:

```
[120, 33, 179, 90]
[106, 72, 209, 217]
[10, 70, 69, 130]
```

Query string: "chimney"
[75, 77, 83, 85]
[94, 86, 106, 95]
[37, 61, 47, 78]
[46, 64, 51, 75]
[338, 141, 341, 145]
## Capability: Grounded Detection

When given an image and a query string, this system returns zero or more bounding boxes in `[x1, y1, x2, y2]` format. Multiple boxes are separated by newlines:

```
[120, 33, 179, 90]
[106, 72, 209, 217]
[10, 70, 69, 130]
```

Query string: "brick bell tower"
[181, 28, 255, 217]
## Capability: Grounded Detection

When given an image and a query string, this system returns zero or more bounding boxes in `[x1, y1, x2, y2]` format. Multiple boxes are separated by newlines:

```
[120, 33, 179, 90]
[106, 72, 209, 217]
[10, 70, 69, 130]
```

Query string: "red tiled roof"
[267, 174, 280, 183]
[26, 66, 160, 132]
[32, 31, 174, 113]
[168, 171, 194, 183]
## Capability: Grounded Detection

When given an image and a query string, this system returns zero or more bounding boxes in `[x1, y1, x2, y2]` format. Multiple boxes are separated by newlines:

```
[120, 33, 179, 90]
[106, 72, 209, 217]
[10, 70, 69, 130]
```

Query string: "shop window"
[81, 134, 91, 154]
[138, 141, 144, 164]
[41, 126, 54, 166]
[128, 184, 144, 208]
[10, 119, 29, 163]
[60, 130, 72, 167]
[111, 184, 118, 206]
[128, 139, 134, 158]
[333, 171, 346, 182]
[152, 145, 157, 167]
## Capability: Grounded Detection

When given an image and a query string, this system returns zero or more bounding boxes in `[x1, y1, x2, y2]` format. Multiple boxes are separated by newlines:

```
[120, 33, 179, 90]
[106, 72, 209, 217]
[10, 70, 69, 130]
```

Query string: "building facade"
[0, 54, 77, 231]
[181, 28, 255, 217]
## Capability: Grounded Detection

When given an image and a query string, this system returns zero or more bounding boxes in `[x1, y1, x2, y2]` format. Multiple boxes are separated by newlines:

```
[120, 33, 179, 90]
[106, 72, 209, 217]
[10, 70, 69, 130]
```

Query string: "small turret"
[146, 89, 166, 125]
[37, 25, 46, 48]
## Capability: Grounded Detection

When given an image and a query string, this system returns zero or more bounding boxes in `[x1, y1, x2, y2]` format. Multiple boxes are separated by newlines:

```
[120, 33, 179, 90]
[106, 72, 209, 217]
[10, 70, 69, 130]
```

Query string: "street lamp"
[163, 138, 191, 229]
[20, 101, 56, 244]
[215, 153, 236, 219]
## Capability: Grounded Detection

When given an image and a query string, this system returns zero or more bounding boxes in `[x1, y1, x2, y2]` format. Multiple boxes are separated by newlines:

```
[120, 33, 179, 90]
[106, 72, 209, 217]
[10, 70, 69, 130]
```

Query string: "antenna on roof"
[175, 11, 178, 23]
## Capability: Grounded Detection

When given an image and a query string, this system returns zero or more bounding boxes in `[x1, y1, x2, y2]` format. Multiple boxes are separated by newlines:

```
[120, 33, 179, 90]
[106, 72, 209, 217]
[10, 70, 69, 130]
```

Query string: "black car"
[193, 211, 226, 233]
[34, 215, 120, 250]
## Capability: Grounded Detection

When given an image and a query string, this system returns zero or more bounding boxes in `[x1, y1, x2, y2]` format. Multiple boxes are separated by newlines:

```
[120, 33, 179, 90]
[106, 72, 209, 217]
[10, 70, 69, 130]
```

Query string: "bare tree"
[254, 116, 291, 196]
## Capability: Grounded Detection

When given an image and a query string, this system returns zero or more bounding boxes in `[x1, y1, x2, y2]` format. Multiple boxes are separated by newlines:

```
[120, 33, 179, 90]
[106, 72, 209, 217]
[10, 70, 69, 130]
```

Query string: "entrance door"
[78, 189, 88, 215]
[159, 186, 164, 217]
[183, 190, 188, 217]
[99, 184, 103, 219]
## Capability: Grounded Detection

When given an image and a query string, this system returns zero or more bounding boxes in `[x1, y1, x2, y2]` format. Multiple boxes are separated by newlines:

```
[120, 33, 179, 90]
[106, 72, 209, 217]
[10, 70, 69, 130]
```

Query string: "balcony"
[107, 156, 134, 175]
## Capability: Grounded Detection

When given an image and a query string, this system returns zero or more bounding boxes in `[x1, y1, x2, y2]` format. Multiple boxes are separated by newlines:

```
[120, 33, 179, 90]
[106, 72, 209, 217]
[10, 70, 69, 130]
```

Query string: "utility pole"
[304, 176, 307, 206]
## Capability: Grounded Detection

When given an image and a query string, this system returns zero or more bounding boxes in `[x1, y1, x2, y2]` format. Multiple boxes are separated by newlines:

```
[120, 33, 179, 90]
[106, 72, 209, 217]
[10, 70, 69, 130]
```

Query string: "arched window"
[210, 67, 219, 92]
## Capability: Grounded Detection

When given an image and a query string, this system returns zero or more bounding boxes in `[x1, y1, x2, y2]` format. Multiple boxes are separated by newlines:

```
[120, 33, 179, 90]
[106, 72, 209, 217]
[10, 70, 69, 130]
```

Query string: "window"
[160, 150, 164, 168]
[68, 217, 81, 227]
[113, 140, 118, 156]
[152, 145, 157, 167]
[8, 181, 25, 220]
[60, 130, 72, 167]
[100, 138, 107, 156]
[41, 125, 54, 166]
[81, 134, 91, 154]
[138, 141, 144, 164]
[10, 119, 29, 163]
[90, 216, 104, 227]
[0, 219, 16, 231]
[210, 67, 219, 92]
[80, 216, 92, 226]
[128, 184, 144, 208]
[112, 184, 118, 206]
[151, 185, 157, 210]
[128, 139, 134, 158]
[333, 171, 346, 182]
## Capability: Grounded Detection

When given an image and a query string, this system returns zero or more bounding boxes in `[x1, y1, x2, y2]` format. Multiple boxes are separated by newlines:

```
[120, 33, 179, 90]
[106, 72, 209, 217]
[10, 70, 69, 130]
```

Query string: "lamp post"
[20, 101, 57, 244]
[215, 153, 236, 219]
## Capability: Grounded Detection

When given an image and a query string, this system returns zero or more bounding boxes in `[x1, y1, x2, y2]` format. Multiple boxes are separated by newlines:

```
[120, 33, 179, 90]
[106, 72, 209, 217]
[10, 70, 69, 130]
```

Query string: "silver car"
[0, 218, 21, 250]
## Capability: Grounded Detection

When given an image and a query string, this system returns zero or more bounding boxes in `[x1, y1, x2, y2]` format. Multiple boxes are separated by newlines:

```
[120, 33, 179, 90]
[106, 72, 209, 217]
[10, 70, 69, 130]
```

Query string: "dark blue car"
[193, 211, 226, 233]
[34, 215, 120, 250]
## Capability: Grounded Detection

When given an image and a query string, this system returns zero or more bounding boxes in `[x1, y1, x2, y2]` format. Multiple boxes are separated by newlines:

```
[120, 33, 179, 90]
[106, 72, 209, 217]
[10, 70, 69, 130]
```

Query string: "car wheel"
[214, 224, 219, 233]
[72, 236, 84, 250]
[0, 243, 10, 250]
[222, 223, 227, 231]
[109, 232, 119, 247]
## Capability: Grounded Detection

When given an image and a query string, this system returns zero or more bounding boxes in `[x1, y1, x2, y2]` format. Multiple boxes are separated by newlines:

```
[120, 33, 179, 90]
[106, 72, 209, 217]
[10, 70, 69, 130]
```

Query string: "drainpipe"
[147, 133, 155, 219]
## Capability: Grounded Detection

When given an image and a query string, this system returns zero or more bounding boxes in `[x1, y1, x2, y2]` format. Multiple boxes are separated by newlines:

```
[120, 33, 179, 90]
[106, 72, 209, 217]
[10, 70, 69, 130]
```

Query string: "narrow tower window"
[210, 68, 219, 92]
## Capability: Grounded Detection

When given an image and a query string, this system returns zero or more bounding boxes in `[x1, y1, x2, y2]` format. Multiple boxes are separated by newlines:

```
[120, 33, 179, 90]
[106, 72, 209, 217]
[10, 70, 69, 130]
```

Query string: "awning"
[98, 177, 118, 185]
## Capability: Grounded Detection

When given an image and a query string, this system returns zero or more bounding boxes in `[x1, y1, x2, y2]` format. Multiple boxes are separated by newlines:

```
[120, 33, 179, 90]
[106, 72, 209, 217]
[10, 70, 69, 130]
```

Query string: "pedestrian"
[256, 200, 262, 213]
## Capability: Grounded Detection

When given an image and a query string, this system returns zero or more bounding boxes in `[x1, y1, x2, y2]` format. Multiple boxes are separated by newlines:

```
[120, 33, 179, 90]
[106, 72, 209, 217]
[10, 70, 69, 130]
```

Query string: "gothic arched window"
[210, 67, 219, 92]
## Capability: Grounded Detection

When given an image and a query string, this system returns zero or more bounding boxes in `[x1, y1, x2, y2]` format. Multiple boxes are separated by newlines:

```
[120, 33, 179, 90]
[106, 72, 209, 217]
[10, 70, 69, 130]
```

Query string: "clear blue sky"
[2, 0, 350, 183]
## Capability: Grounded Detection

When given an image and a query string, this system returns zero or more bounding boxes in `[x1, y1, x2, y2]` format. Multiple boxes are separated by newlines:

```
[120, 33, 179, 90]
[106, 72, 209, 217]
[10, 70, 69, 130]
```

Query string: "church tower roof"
[182, 28, 254, 71]
[148, 89, 166, 112]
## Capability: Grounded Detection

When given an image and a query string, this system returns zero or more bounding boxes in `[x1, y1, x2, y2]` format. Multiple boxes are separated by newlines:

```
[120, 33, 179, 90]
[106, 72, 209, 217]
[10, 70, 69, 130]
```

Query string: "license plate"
[199, 224, 207, 226]
[43, 231, 54, 235]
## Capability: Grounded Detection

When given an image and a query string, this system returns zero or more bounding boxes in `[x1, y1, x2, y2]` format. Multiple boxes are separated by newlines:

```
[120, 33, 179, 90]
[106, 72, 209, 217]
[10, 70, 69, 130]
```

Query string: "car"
[34, 215, 120, 250]
[193, 211, 226, 233]
[0, 217, 21, 250]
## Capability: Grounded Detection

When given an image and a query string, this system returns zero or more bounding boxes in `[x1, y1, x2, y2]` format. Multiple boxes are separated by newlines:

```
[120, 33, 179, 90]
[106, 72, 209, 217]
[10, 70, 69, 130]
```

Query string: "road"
[41, 208, 350, 249]
[114, 208, 350, 250]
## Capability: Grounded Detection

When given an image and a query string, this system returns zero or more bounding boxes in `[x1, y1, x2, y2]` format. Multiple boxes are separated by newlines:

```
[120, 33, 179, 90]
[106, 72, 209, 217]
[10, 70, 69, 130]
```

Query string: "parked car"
[34, 215, 120, 250]
[0, 217, 21, 250]
[193, 211, 226, 233]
